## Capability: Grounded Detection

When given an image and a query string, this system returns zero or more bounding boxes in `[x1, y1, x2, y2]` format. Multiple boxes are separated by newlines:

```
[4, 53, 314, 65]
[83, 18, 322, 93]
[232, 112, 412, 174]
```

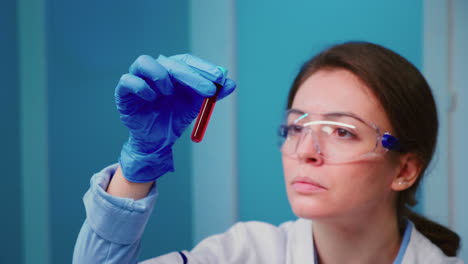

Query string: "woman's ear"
[391, 153, 422, 191]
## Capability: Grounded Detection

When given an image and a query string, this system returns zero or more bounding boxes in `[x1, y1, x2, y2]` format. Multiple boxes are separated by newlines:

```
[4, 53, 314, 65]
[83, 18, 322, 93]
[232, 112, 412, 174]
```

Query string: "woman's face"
[283, 69, 401, 221]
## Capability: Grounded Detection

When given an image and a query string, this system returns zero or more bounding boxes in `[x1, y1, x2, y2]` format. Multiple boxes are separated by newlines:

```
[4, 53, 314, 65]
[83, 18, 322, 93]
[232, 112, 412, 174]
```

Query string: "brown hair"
[287, 41, 460, 256]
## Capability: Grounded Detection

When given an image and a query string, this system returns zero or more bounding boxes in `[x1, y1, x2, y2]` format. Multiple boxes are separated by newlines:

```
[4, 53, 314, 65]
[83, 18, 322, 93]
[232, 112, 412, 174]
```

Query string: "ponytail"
[400, 206, 460, 256]
[397, 173, 460, 257]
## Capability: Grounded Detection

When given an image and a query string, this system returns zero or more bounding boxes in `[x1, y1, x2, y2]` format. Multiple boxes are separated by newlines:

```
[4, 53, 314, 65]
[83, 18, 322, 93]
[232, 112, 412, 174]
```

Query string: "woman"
[73, 42, 463, 263]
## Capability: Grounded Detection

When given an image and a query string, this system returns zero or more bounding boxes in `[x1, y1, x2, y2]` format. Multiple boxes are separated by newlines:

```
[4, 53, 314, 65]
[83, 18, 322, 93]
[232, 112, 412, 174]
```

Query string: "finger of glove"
[170, 54, 226, 84]
[169, 54, 235, 100]
[115, 73, 157, 108]
[217, 78, 237, 100]
[129, 55, 175, 96]
[157, 55, 217, 97]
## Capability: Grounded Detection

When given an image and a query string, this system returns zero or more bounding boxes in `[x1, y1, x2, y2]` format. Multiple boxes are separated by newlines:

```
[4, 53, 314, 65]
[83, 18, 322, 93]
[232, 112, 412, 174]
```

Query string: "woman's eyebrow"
[288, 108, 368, 124]
[288, 108, 306, 115]
[322, 111, 355, 117]
[322, 111, 366, 122]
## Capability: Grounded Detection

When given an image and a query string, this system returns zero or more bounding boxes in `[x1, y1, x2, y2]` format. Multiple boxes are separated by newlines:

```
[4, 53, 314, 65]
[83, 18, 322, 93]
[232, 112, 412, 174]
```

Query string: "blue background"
[1, 0, 466, 263]
[1, 0, 21, 261]
[45, 1, 193, 263]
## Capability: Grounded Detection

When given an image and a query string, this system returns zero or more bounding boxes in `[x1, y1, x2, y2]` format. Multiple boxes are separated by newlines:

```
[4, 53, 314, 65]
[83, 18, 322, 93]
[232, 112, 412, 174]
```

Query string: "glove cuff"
[119, 141, 175, 183]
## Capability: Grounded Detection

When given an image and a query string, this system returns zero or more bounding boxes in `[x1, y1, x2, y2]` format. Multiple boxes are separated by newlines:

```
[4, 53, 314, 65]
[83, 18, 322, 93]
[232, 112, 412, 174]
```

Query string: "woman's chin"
[290, 197, 334, 220]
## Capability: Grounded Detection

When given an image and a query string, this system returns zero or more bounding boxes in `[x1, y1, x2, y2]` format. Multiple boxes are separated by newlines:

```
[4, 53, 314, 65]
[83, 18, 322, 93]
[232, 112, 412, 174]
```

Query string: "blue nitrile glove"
[115, 54, 236, 183]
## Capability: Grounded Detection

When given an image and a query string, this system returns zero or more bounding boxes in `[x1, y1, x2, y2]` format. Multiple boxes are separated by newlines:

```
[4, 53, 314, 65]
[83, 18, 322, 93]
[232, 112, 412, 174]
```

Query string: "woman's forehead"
[292, 69, 392, 132]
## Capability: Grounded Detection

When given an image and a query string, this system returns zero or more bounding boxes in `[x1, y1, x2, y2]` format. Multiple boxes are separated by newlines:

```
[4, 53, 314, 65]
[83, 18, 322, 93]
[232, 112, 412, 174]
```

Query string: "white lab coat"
[140, 218, 463, 264]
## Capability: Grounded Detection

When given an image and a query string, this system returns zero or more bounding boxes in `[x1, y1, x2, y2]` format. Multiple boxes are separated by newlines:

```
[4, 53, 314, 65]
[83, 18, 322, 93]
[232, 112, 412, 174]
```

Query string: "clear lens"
[280, 110, 384, 162]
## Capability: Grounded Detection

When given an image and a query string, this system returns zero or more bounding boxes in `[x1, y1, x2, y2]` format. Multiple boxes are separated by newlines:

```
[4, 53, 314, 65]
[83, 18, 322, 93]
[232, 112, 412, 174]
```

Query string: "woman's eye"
[279, 125, 302, 138]
[335, 128, 355, 139]
[288, 125, 303, 135]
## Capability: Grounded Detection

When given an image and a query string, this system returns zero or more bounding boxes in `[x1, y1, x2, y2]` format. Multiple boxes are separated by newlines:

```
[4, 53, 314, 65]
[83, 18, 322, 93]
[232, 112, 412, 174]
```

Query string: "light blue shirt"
[73, 164, 414, 264]
[73, 164, 158, 263]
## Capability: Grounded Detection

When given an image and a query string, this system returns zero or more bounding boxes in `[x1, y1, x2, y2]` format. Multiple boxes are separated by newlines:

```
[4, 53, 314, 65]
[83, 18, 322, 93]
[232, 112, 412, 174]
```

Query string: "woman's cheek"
[329, 163, 394, 213]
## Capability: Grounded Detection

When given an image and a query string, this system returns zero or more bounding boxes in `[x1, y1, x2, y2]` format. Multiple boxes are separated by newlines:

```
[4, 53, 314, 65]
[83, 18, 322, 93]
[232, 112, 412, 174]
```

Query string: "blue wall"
[0, 0, 21, 262]
[236, 0, 423, 224]
[453, 1, 468, 259]
[45, 1, 192, 262]
[5, 1, 193, 263]
[423, 0, 467, 259]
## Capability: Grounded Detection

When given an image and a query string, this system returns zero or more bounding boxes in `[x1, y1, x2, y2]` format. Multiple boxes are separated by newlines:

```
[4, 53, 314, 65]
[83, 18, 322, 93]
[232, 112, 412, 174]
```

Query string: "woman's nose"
[295, 132, 324, 165]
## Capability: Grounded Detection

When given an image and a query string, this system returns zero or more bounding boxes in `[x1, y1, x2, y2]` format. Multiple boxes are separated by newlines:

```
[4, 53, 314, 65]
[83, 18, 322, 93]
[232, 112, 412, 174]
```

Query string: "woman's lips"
[291, 177, 327, 194]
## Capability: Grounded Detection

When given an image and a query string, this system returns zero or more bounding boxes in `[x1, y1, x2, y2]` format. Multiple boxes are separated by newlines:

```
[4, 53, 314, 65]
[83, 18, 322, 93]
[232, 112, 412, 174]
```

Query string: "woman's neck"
[312, 209, 402, 264]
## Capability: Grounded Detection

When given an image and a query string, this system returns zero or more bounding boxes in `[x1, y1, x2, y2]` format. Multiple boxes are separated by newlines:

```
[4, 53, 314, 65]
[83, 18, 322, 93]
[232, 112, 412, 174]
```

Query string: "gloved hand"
[115, 54, 236, 183]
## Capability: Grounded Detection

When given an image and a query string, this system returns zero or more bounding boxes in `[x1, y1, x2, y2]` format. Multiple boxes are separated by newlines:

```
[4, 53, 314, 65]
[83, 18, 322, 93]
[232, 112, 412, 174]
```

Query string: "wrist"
[106, 165, 154, 200]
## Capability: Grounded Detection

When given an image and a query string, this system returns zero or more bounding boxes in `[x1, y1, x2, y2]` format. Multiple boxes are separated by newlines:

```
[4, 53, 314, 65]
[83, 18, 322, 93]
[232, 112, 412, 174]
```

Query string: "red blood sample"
[191, 83, 222, 142]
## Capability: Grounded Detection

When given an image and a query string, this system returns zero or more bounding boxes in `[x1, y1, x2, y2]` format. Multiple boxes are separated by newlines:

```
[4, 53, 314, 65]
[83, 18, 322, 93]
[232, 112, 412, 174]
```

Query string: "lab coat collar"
[285, 218, 315, 264]
[285, 218, 414, 264]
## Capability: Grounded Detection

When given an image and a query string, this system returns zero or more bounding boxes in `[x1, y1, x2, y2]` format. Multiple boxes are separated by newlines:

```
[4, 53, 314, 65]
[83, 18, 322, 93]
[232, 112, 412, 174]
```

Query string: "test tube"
[191, 83, 222, 143]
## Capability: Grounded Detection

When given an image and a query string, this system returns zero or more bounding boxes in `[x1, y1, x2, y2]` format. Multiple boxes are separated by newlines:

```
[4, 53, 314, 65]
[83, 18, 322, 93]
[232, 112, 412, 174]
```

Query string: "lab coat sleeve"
[73, 163, 158, 264]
